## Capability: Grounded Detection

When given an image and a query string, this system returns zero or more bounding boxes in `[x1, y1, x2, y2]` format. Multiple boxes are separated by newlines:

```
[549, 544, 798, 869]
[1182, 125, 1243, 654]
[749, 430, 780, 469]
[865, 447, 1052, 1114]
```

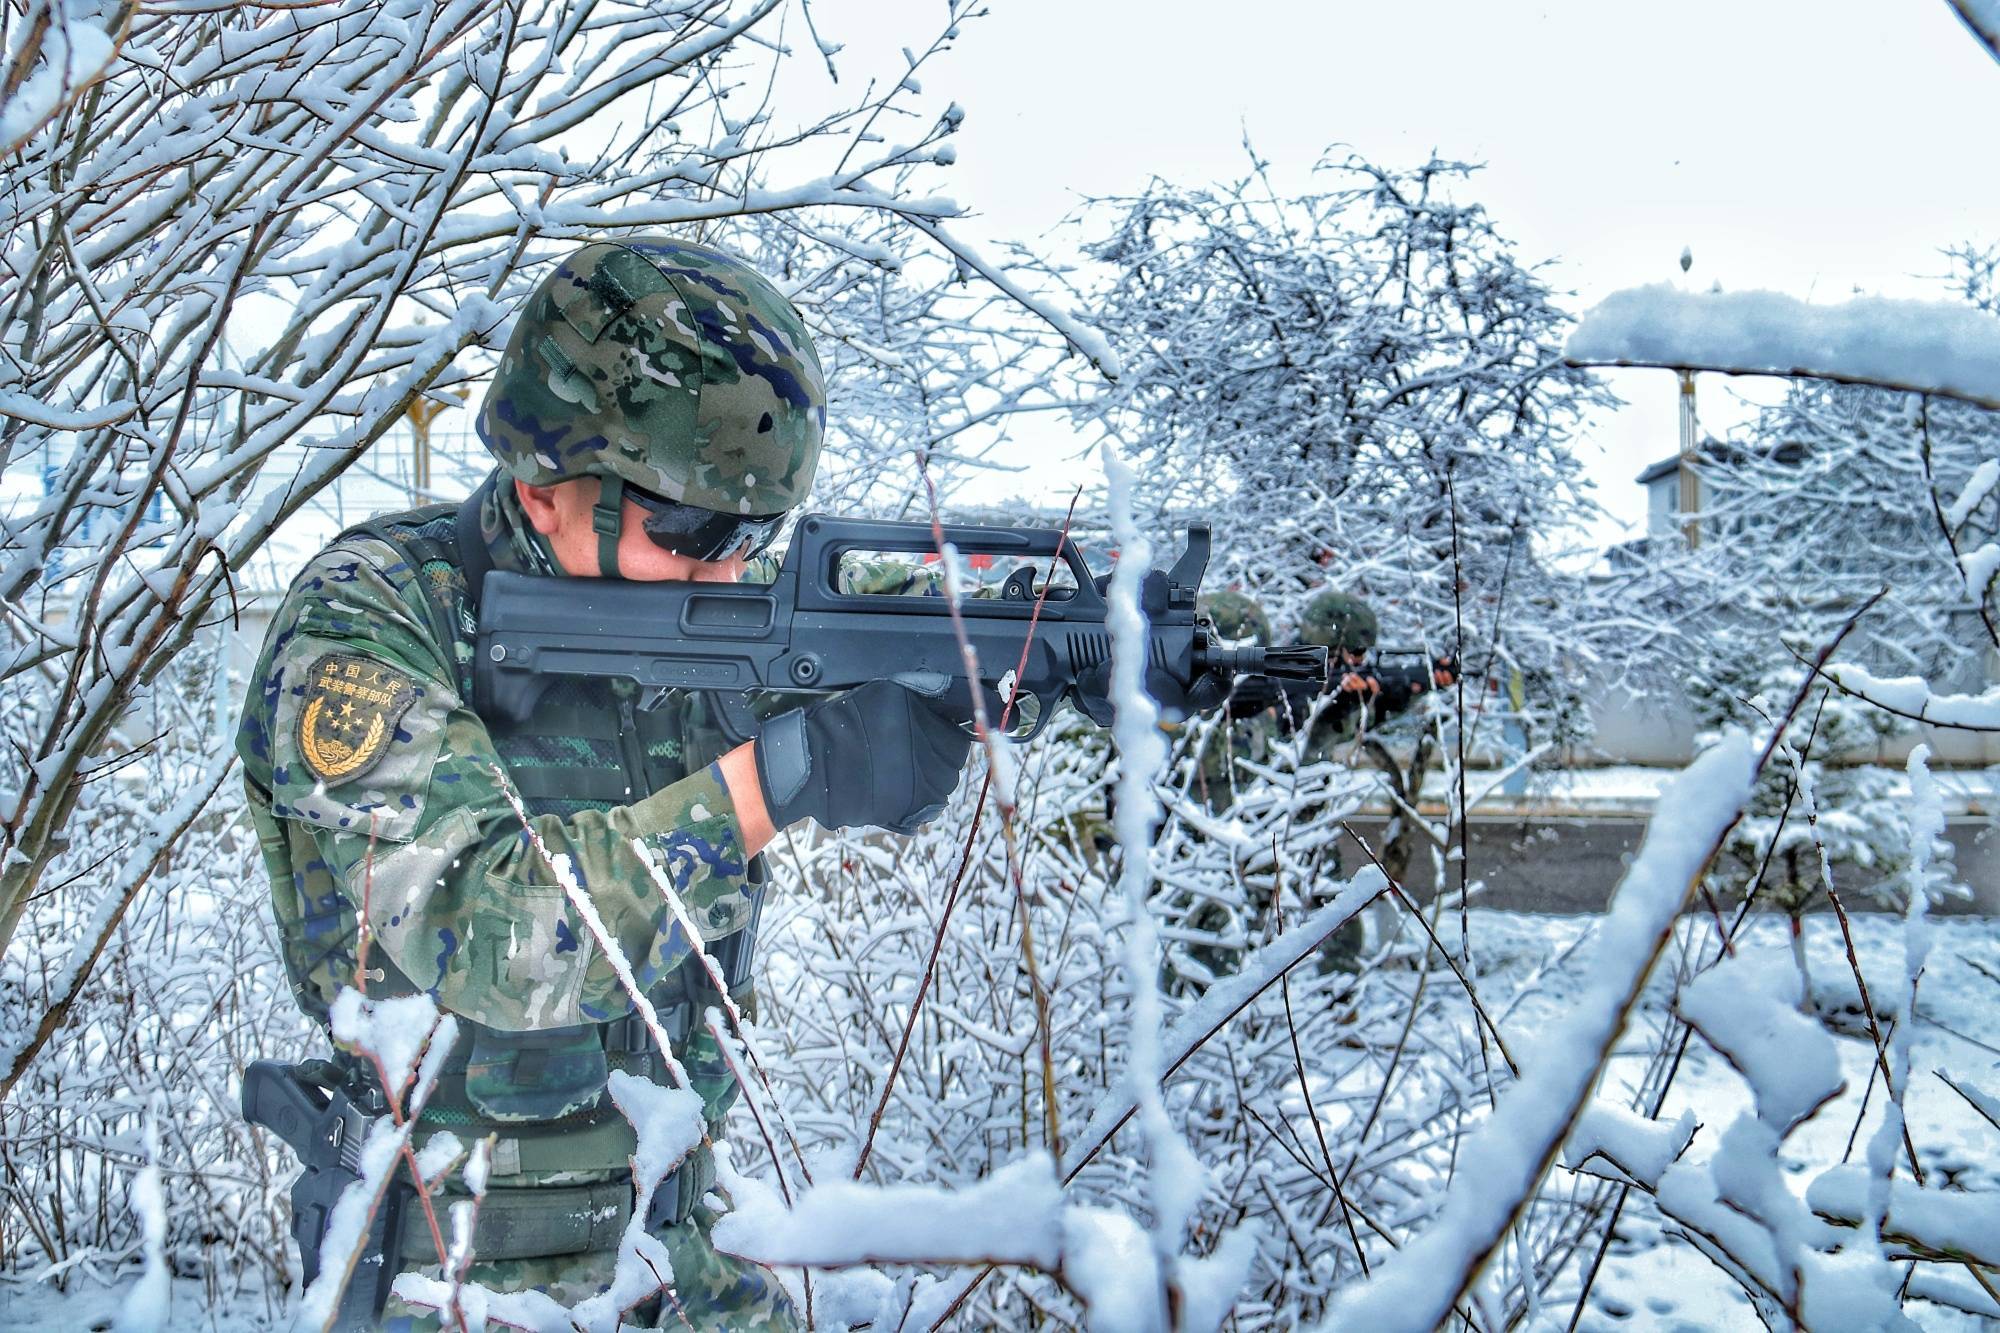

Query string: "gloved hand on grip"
[755, 675, 978, 834]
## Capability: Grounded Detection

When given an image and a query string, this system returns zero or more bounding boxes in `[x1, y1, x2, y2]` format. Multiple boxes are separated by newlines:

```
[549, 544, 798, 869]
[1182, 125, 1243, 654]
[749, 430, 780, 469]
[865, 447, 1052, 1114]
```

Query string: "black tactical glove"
[755, 675, 976, 834]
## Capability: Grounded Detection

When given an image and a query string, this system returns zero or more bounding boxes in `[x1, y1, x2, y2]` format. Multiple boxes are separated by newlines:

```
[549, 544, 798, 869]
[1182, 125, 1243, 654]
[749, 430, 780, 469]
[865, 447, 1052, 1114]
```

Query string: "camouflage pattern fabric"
[838, 554, 945, 596]
[835, 553, 1041, 599]
[1188, 708, 1273, 814]
[477, 238, 827, 516]
[237, 519, 758, 1031]
[1298, 589, 1379, 654]
[1187, 590, 1273, 810]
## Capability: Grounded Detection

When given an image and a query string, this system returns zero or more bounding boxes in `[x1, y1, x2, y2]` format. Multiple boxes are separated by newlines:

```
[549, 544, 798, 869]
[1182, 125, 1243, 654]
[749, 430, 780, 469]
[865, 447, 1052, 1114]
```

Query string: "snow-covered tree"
[1639, 370, 1997, 918]
[1058, 153, 1623, 917]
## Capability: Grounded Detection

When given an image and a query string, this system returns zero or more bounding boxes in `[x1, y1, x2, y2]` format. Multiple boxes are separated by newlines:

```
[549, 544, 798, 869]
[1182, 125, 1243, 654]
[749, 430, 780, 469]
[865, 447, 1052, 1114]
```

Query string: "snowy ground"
[1436, 911, 2000, 1332]
[3, 910, 1994, 1332]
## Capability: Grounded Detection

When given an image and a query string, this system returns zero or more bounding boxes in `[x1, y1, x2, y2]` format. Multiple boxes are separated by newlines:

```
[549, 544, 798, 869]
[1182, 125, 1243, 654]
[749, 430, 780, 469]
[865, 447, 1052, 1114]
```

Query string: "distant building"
[1636, 455, 1691, 542]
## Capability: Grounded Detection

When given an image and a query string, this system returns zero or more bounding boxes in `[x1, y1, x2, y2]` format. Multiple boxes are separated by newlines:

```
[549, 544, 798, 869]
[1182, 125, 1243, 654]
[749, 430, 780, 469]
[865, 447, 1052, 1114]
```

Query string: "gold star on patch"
[298, 653, 417, 785]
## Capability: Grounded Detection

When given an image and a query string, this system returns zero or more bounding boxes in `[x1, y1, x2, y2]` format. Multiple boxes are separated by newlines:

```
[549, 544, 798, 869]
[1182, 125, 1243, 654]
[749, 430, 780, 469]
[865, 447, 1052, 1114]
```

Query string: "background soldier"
[237, 239, 980, 1329]
[1168, 588, 1454, 986]
[1166, 590, 1278, 990]
[1189, 589, 1276, 812]
[1293, 588, 1452, 972]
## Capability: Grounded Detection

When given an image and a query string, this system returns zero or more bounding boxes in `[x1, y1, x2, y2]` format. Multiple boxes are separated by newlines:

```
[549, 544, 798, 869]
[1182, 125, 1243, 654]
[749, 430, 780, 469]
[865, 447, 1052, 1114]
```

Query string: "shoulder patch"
[297, 654, 418, 785]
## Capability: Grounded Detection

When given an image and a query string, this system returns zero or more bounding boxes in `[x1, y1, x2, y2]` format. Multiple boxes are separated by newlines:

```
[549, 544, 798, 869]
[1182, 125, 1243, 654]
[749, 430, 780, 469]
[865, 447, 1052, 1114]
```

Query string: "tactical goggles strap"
[593, 473, 626, 578]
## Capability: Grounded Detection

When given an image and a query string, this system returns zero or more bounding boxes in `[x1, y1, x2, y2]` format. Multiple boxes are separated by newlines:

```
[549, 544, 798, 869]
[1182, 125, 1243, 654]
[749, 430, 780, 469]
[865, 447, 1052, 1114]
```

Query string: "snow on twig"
[631, 836, 808, 1187]
[1062, 868, 1388, 1182]
[716, 1153, 1065, 1269]
[1567, 285, 2000, 411]
[1866, 747, 1942, 1247]
[1560, 1102, 1696, 1191]
[110, 1110, 168, 1333]
[1946, 458, 2000, 529]
[1099, 438, 1206, 1322]
[301, 993, 458, 1333]
[1679, 949, 1845, 1134]
[559, 1073, 706, 1333]
[1949, 0, 2000, 65]
[1821, 662, 2000, 732]
[1318, 735, 1759, 1333]
[1807, 1167, 2000, 1269]
[907, 216, 1122, 379]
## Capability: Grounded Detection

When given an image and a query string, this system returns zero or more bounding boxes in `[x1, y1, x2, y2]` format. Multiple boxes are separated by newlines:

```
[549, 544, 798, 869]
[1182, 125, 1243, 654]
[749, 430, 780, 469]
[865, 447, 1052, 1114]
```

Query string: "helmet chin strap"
[591, 474, 625, 579]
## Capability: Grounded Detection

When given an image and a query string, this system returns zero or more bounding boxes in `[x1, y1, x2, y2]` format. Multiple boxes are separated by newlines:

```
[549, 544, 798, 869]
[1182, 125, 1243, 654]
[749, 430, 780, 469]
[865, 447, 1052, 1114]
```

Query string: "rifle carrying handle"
[789, 513, 1103, 611]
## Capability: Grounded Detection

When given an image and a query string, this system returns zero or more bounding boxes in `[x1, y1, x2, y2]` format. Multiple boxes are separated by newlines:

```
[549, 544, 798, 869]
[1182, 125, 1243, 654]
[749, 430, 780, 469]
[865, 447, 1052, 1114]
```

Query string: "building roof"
[1636, 456, 1681, 485]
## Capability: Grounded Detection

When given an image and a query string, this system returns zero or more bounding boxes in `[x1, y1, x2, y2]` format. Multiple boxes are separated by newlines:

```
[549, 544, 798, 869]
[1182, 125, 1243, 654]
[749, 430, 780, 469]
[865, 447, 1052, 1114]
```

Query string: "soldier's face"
[515, 478, 749, 583]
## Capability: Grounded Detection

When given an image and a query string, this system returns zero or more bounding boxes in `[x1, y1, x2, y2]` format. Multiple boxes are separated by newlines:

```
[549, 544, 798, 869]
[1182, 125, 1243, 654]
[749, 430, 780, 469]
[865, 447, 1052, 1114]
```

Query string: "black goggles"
[625, 484, 787, 561]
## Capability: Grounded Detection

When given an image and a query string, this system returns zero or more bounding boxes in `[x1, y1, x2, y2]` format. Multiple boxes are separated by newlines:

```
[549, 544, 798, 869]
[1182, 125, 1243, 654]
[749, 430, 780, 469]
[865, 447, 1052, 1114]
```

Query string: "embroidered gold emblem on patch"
[297, 654, 418, 785]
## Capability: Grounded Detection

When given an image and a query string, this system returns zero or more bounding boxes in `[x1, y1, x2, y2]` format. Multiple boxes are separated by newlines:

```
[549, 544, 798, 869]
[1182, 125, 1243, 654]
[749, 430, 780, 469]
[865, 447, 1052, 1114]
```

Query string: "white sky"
[786, 0, 2000, 543]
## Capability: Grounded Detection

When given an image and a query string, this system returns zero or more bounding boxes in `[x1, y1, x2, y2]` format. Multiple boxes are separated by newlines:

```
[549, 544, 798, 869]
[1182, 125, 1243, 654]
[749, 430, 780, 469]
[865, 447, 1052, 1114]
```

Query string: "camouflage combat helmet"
[478, 238, 827, 518]
[1299, 590, 1378, 654]
[1200, 589, 1272, 645]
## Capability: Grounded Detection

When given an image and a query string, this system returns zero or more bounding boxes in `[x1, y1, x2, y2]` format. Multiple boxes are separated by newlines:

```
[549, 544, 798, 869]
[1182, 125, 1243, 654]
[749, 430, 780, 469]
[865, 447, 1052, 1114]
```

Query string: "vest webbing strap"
[454, 481, 495, 611]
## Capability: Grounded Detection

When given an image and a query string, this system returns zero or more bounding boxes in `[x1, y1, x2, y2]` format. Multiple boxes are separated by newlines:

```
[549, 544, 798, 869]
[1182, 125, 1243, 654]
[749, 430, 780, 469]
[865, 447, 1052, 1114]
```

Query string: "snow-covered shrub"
[0, 634, 313, 1301]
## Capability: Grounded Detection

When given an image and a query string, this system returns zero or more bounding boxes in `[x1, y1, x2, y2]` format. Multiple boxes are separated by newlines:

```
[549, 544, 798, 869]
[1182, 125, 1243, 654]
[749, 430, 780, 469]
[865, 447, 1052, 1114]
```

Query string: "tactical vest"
[324, 495, 763, 1149]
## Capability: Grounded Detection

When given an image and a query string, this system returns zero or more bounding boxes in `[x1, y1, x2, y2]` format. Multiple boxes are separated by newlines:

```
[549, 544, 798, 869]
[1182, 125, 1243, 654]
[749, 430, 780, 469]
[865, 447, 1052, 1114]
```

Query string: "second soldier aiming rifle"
[473, 513, 1327, 733]
[1223, 651, 1460, 724]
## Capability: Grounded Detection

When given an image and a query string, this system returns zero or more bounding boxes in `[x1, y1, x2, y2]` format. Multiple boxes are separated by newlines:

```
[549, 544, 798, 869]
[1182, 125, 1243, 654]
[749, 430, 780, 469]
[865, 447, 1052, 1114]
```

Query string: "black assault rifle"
[473, 513, 1326, 733]
[1225, 649, 1460, 729]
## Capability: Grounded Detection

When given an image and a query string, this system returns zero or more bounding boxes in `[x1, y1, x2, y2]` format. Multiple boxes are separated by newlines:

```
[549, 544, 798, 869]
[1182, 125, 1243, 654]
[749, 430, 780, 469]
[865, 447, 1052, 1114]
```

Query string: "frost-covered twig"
[0, 749, 232, 1099]
[1099, 438, 1203, 1326]
[1864, 747, 1942, 1251]
[633, 835, 810, 1195]
[109, 1109, 167, 1333]
[1341, 825, 1518, 1077]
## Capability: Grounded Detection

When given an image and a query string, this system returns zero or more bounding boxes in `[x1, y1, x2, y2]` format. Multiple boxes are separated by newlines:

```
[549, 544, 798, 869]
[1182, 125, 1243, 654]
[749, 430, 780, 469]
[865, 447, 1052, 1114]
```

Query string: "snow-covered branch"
[1566, 285, 2000, 411]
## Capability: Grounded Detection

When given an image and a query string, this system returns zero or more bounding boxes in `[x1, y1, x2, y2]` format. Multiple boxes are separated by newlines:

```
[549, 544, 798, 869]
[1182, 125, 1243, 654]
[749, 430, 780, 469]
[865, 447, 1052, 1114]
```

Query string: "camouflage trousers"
[381, 1198, 799, 1331]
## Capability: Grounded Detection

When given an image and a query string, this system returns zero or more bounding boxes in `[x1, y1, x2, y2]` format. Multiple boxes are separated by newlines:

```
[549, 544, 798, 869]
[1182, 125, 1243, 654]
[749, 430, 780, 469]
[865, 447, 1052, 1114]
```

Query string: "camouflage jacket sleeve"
[238, 538, 753, 1030]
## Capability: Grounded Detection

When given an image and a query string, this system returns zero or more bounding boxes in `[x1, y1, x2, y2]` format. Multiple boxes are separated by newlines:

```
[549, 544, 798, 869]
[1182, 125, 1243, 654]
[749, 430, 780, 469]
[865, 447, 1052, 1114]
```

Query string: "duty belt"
[397, 1143, 720, 1264]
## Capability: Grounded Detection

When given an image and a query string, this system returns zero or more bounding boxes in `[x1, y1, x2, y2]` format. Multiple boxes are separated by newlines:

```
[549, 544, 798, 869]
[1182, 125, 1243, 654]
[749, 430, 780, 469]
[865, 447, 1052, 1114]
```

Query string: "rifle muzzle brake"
[1198, 643, 1329, 683]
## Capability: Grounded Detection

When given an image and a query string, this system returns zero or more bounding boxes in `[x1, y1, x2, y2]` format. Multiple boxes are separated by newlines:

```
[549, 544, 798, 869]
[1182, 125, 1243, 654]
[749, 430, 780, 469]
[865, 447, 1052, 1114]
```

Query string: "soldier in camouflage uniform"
[1165, 590, 1282, 991]
[1296, 590, 1383, 763]
[239, 239, 979, 1329]
[1291, 589, 1455, 972]
[1186, 590, 1275, 814]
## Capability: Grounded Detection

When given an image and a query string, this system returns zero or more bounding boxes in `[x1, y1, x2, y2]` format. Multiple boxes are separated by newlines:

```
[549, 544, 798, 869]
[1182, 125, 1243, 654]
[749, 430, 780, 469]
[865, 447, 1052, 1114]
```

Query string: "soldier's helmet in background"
[1200, 589, 1272, 645]
[477, 238, 827, 515]
[1298, 590, 1379, 654]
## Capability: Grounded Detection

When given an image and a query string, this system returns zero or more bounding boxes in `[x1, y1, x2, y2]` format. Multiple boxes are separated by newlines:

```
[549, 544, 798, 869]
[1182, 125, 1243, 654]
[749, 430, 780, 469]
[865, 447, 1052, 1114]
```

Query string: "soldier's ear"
[515, 478, 564, 535]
